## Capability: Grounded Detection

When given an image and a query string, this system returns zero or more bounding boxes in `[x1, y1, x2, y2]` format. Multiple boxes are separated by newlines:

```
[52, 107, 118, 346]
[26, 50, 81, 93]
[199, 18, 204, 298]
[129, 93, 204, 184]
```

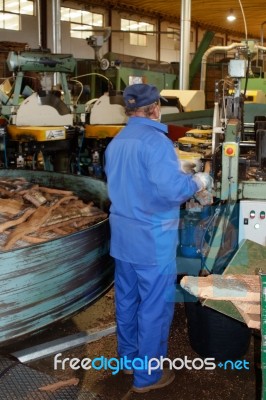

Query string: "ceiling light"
[227, 9, 236, 22]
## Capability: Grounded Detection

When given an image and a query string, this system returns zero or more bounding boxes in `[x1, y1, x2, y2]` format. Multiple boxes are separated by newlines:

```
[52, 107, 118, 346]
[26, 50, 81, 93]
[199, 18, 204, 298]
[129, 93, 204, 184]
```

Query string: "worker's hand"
[194, 189, 213, 206]
[193, 172, 213, 192]
[181, 161, 197, 173]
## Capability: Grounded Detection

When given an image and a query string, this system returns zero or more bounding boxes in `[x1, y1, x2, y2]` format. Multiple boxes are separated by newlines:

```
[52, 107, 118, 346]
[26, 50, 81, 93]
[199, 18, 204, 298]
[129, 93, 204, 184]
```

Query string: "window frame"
[0, 0, 34, 31]
[121, 18, 154, 47]
[61, 6, 104, 39]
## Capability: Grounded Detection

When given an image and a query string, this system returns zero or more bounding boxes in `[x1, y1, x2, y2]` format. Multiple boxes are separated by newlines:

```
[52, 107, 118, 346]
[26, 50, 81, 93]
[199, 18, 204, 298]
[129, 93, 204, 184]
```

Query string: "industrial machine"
[179, 42, 266, 376]
[0, 31, 219, 176]
[177, 40, 266, 278]
[81, 88, 195, 177]
[0, 49, 82, 172]
[0, 40, 189, 176]
[1, 38, 266, 198]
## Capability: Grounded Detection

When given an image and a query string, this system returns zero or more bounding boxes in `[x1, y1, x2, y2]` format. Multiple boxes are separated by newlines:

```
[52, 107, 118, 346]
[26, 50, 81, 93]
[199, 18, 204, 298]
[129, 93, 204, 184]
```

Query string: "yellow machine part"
[7, 125, 66, 141]
[178, 136, 212, 146]
[85, 125, 124, 139]
[185, 128, 212, 138]
[175, 148, 202, 160]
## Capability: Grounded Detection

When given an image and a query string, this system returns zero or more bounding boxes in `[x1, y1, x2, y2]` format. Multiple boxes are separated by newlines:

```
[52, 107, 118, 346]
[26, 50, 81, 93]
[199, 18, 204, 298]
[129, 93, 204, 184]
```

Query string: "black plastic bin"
[185, 299, 251, 361]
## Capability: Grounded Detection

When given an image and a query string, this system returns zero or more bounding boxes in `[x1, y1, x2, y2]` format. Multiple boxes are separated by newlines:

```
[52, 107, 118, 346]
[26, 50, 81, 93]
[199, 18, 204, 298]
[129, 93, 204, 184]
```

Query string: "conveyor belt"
[0, 356, 104, 400]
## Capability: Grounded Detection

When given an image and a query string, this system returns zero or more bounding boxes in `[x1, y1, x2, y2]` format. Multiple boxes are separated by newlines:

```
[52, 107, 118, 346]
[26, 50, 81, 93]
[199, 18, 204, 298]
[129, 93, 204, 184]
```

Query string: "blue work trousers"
[114, 258, 176, 388]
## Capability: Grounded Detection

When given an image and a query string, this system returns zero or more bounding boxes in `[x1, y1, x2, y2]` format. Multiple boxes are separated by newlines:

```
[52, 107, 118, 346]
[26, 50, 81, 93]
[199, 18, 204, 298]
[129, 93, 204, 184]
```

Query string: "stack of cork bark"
[0, 177, 107, 251]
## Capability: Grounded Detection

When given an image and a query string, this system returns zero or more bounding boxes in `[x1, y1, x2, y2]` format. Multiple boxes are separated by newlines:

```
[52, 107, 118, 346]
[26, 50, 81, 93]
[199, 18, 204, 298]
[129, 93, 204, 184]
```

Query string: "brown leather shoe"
[132, 369, 175, 393]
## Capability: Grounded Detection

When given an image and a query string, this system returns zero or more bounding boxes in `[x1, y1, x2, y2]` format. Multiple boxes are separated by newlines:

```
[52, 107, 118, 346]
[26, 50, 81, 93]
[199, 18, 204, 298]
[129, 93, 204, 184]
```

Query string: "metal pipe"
[256, 44, 266, 53]
[179, 0, 191, 90]
[239, 142, 256, 147]
[52, 0, 61, 54]
[200, 43, 242, 92]
[12, 325, 116, 363]
[36, 0, 42, 48]
[52, 0, 61, 87]
[157, 17, 161, 63]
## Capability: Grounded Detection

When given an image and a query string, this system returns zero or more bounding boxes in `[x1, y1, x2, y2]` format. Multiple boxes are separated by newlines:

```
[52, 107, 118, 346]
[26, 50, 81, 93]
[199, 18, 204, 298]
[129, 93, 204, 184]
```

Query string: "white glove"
[193, 172, 213, 192]
[194, 189, 213, 205]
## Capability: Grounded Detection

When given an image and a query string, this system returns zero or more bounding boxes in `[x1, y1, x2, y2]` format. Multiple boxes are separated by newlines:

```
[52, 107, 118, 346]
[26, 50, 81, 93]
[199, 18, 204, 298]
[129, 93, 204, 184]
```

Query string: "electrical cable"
[218, 156, 234, 248]
[199, 204, 222, 274]
[217, 78, 234, 127]
[70, 72, 113, 89]
[243, 57, 250, 98]
[68, 78, 84, 105]
[222, 79, 227, 124]
[76, 127, 85, 175]
[238, 0, 248, 42]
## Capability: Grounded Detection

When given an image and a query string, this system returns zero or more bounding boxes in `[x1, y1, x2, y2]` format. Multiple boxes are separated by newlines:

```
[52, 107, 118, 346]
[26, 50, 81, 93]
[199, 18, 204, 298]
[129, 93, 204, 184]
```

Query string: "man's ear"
[149, 103, 159, 118]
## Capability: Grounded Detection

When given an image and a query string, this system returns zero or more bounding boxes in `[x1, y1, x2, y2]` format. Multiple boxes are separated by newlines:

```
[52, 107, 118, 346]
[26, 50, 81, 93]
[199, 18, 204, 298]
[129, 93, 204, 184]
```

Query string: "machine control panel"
[239, 200, 266, 246]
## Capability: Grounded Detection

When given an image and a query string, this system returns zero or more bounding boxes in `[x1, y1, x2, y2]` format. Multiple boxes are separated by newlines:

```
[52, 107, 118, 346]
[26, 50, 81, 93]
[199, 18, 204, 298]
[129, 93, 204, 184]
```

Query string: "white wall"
[0, 15, 39, 48]
[110, 10, 157, 60]
[160, 20, 180, 63]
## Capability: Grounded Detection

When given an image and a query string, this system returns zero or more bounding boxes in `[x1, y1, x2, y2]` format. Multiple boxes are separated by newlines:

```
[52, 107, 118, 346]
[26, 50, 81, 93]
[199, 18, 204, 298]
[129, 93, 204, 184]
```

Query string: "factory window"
[61, 7, 103, 39]
[0, 0, 34, 30]
[167, 27, 180, 41]
[121, 18, 154, 46]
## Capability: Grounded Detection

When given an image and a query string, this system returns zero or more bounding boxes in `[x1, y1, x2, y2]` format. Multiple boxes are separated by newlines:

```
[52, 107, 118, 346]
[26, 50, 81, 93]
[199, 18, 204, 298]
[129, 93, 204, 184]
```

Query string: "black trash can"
[185, 299, 251, 361]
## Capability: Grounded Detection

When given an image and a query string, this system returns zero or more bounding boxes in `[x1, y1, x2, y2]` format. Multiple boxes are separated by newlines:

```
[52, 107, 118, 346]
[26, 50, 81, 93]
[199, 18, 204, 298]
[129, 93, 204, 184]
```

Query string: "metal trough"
[0, 170, 114, 346]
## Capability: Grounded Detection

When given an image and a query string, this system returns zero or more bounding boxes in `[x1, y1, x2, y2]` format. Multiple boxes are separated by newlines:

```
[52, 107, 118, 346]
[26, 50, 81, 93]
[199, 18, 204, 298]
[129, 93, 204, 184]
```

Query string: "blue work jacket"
[104, 116, 199, 265]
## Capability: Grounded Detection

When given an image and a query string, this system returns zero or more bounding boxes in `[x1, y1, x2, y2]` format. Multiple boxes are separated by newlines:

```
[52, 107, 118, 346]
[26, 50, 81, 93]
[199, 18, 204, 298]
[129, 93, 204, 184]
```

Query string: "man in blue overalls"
[104, 83, 210, 394]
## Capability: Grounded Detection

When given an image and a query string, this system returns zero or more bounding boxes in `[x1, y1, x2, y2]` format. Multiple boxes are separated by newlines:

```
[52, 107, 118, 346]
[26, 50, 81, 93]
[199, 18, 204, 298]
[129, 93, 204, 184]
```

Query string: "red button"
[226, 147, 234, 155]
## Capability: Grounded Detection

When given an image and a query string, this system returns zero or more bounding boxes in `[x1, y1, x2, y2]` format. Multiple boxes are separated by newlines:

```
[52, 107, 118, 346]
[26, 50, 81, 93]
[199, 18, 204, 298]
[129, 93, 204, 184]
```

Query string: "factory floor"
[1, 288, 261, 400]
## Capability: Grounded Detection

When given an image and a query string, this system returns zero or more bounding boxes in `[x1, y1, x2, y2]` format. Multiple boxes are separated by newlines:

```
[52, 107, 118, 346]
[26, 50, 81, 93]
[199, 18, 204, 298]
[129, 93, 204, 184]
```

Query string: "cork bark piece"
[180, 274, 260, 302]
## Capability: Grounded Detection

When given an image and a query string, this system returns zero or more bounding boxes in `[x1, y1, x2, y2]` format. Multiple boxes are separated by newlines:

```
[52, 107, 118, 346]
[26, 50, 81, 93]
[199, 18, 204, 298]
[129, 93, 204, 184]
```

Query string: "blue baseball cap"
[123, 83, 165, 109]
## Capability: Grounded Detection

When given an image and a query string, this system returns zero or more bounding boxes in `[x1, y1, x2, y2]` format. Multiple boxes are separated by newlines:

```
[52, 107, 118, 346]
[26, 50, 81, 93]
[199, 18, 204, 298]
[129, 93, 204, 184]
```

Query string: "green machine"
[201, 54, 266, 399]
[2, 50, 76, 118]
[86, 51, 179, 97]
[211, 57, 266, 202]
[0, 50, 80, 171]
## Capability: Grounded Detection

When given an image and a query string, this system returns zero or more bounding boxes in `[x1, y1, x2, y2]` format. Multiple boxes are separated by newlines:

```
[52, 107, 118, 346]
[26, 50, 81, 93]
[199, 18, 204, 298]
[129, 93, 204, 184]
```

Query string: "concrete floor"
[1, 288, 261, 400]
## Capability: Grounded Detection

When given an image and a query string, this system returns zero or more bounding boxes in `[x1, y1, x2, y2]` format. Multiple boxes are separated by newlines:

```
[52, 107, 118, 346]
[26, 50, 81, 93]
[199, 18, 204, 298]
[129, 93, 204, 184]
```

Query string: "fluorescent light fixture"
[227, 9, 236, 22]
